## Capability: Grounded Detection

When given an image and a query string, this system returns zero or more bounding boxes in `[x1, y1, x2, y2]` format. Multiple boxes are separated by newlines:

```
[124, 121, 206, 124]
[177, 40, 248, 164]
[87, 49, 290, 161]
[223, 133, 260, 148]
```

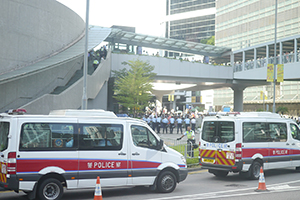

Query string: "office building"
[215, 0, 300, 50]
[214, 0, 300, 115]
[165, 0, 216, 49]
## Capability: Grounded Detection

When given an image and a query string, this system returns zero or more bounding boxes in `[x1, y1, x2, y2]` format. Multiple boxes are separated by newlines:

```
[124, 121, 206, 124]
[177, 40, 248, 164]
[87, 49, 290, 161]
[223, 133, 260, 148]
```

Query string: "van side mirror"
[157, 139, 164, 150]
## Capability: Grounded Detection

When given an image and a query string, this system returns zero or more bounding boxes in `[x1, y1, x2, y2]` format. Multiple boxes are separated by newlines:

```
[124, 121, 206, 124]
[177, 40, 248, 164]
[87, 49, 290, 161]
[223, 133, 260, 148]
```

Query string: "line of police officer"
[143, 115, 196, 134]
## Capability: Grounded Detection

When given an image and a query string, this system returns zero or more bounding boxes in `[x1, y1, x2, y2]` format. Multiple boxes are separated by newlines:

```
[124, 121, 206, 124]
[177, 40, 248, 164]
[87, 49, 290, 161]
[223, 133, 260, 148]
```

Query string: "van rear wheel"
[157, 171, 177, 193]
[249, 161, 262, 180]
[37, 178, 63, 200]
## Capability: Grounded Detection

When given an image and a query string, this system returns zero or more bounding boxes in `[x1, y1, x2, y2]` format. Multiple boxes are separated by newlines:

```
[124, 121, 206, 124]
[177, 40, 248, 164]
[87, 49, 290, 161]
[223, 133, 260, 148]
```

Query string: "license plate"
[226, 152, 234, 160]
[202, 158, 215, 164]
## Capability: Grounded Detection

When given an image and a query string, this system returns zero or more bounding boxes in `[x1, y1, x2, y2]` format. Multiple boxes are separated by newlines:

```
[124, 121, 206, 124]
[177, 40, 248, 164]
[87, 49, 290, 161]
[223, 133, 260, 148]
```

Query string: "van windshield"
[0, 122, 10, 151]
[202, 121, 234, 143]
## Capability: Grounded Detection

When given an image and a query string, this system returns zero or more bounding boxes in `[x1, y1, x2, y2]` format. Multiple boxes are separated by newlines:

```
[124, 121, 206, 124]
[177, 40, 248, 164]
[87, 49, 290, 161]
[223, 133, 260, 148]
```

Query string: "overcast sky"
[57, 0, 165, 36]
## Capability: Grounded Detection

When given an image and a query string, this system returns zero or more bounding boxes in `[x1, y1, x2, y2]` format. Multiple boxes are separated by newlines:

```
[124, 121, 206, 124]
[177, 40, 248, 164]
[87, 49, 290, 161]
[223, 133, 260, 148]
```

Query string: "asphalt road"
[2, 168, 300, 200]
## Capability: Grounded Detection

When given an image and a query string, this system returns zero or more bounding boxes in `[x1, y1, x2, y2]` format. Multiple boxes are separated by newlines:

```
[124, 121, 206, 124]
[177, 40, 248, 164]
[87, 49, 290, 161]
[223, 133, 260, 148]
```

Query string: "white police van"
[0, 109, 187, 200]
[199, 112, 300, 179]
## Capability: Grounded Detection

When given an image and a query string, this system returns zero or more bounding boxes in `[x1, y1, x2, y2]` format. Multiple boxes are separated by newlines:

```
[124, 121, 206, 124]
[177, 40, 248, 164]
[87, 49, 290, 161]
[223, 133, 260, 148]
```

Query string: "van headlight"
[181, 156, 186, 165]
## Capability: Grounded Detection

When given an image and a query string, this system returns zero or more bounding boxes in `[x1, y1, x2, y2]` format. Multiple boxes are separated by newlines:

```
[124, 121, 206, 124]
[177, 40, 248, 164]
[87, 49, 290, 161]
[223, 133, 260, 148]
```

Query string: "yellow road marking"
[188, 169, 208, 175]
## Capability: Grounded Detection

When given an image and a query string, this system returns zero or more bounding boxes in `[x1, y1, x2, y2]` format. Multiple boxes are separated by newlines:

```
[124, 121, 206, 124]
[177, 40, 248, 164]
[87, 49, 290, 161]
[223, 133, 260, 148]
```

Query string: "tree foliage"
[200, 36, 215, 46]
[113, 59, 156, 116]
[276, 106, 288, 114]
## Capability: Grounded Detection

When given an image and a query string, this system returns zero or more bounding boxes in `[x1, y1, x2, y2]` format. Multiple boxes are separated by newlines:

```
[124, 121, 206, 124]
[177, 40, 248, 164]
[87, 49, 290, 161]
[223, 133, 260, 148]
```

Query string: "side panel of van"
[129, 123, 162, 185]
[288, 123, 300, 167]
[77, 119, 129, 188]
[16, 118, 79, 191]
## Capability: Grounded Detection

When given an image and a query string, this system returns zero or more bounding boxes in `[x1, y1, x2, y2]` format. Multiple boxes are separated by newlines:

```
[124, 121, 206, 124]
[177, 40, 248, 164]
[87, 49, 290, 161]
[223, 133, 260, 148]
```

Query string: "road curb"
[187, 166, 203, 172]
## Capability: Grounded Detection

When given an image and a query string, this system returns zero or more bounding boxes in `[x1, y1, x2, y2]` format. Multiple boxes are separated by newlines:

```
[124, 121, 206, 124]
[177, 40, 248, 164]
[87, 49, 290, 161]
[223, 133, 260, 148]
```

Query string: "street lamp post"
[82, 0, 90, 110]
[272, 0, 278, 113]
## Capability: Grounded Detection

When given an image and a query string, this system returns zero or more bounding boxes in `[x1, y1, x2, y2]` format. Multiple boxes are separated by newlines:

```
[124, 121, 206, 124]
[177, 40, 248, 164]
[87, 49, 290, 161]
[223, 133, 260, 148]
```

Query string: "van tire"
[37, 178, 63, 200]
[157, 171, 177, 193]
[249, 161, 262, 180]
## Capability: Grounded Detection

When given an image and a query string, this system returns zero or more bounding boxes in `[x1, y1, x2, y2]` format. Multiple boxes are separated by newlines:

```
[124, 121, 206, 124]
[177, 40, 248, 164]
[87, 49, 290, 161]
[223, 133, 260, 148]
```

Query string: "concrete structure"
[0, 0, 85, 75]
[2, 0, 300, 115]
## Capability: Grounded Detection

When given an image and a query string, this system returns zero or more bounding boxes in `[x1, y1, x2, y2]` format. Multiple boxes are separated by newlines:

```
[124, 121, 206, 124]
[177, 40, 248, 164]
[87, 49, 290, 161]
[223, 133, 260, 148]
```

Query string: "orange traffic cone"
[255, 167, 268, 192]
[94, 176, 103, 200]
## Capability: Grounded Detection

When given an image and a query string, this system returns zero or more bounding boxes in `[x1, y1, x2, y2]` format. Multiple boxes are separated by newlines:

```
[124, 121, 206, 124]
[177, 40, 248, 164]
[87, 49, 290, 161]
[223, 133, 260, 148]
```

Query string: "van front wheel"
[157, 171, 177, 193]
[37, 178, 63, 200]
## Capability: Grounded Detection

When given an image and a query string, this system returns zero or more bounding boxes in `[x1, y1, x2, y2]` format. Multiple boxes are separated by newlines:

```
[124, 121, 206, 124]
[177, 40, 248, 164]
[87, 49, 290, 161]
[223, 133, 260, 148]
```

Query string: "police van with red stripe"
[199, 112, 300, 179]
[0, 109, 187, 200]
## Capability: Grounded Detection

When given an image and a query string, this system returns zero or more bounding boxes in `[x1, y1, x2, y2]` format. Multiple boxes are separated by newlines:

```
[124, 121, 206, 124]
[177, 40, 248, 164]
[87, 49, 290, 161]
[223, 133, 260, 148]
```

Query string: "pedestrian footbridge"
[1, 26, 300, 114]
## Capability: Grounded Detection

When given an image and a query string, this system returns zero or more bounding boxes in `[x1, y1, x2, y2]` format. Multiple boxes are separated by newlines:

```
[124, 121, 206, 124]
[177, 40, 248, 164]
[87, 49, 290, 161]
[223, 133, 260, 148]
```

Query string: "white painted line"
[146, 180, 300, 200]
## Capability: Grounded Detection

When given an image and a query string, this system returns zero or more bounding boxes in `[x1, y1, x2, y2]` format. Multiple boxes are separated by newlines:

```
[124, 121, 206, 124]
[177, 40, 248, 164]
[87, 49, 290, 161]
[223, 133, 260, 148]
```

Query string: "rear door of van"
[77, 119, 129, 188]
[129, 122, 162, 185]
[0, 120, 10, 187]
[200, 119, 236, 169]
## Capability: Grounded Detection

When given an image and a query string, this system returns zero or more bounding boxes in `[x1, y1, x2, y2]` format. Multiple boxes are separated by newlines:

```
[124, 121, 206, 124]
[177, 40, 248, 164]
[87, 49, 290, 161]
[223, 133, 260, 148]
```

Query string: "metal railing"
[166, 138, 199, 167]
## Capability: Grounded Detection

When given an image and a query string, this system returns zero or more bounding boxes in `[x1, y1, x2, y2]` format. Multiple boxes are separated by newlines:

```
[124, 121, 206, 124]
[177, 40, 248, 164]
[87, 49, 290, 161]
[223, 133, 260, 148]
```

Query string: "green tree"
[276, 106, 288, 115]
[200, 36, 215, 46]
[113, 59, 156, 117]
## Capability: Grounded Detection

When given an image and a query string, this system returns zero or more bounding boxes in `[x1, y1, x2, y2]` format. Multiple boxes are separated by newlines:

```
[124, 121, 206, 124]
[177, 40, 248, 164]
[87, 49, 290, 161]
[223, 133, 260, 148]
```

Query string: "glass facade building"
[165, 0, 216, 43]
[215, 0, 300, 51]
[214, 0, 300, 115]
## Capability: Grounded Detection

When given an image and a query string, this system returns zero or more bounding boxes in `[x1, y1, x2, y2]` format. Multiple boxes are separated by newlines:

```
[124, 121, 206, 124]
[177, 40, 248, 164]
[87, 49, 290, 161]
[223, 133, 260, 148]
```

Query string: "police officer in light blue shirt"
[162, 116, 169, 134]
[176, 117, 183, 134]
[184, 116, 190, 131]
[152, 116, 157, 132]
[169, 116, 175, 134]
[146, 116, 151, 127]
[156, 115, 162, 133]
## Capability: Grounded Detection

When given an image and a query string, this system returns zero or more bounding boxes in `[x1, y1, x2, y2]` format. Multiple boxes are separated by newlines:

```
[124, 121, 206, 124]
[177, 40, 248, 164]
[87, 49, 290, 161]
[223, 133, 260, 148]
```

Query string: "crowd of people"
[90, 45, 108, 71]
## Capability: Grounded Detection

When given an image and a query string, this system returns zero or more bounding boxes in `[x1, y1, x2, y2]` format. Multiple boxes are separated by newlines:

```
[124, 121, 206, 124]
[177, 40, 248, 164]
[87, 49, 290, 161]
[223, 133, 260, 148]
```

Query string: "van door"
[201, 120, 236, 168]
[77, 120, 129, 188]
[129, 124, 162, 185]
[0, 121, 10, 186]
[289, 123, 300, 167]
[266, 121, 291, 168]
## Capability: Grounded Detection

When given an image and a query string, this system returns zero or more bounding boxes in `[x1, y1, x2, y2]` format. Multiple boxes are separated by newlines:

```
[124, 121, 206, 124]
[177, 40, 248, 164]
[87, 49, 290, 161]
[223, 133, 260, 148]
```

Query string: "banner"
[267, 64, 274, 82]
[277, 64, 284, 82]
[260, 91, 267, 100]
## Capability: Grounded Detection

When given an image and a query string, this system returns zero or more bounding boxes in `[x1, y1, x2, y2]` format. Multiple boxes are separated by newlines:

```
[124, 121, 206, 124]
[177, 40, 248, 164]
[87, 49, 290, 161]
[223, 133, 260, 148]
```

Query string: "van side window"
[131, 125, 158, 149]
[268, 123, 287, 142]
[78, 124, 123, 150]
[290, 124, 300, 140]
[201, 121, 234, 143]
[243, 122, 287, 142]
[0, 122, 10, 151]
[20, 123, 77, 150]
